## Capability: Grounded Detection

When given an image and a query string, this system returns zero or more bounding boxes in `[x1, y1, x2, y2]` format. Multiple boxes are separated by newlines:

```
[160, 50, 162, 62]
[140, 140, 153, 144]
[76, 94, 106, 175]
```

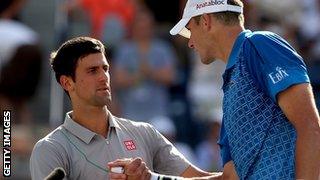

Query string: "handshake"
[108, 157, 184, 180]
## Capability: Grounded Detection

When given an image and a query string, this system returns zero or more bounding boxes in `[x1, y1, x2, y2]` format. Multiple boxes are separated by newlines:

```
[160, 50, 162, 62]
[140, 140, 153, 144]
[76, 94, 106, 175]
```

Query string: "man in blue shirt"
[168, 0, 320, 179]
[109, 0, 320, 179]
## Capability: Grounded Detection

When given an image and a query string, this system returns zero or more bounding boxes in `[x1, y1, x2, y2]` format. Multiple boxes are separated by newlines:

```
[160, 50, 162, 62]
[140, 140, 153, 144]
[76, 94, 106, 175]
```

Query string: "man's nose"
[99, 71, 109, 82]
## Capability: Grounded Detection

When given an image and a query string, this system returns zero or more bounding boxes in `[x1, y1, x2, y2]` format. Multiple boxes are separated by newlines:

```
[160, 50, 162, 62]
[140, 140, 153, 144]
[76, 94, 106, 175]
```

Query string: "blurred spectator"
[0, 2, 42, 124]
[150, 115, 197, 164]
[54, 0, 77, 45]
[248, 0, 302, 49]
[188, 55, 224, 123]
[250, 0, 302, 29]
[195, 121, 223, 172]
[298, 0, 320, 42]
[78, 0, 137, 47]
[113, 8, 176, 122]
[55, 0, 138, 54]
[167, 36, 196, 147]
[80, 0, 136, 36]
[0, 1, 42, 179]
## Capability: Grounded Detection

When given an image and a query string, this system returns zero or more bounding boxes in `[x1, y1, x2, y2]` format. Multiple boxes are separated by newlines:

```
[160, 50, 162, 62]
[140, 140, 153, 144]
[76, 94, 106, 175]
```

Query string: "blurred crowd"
[0, 0, 319, 179]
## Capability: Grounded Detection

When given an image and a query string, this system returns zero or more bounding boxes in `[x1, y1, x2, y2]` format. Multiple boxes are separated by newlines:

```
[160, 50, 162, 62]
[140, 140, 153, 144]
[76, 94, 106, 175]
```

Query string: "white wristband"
[110, 167, 124, 174]
[150, 172, 159, 180]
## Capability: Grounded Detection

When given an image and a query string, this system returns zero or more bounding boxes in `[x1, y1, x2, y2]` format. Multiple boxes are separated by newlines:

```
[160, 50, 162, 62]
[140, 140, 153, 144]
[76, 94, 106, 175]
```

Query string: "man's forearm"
[150, 172, 222, 180]
[295, 128, 320, 179]
[180, 165, 221, 178]
[191, 173, 222, 180]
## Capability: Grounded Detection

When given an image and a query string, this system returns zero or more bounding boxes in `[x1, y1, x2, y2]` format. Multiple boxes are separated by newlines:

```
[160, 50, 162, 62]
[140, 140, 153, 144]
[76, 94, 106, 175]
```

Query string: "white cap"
[170, 0, 243, 38]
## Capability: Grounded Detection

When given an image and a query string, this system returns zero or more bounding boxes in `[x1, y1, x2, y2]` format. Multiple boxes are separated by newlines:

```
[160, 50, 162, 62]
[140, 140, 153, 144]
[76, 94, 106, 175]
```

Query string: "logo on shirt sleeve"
[268, 67, 289, 84]
[123, 140, 136, 151]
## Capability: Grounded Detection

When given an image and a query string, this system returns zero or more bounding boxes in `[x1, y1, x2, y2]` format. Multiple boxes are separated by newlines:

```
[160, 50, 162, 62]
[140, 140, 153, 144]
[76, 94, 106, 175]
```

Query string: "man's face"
[71, 52, 111, 107]
[186, 17, 216, 64]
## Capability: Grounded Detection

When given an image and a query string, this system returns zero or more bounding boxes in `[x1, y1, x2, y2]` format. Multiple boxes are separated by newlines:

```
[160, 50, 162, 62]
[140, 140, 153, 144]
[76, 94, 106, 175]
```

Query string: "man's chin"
[201, 57, 215, 65]
[93, 96, 112, 107]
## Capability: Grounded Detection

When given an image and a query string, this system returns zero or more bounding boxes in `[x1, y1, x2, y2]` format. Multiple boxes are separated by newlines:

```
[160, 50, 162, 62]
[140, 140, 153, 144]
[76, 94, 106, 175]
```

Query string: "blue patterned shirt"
[218, 30, 310, 179]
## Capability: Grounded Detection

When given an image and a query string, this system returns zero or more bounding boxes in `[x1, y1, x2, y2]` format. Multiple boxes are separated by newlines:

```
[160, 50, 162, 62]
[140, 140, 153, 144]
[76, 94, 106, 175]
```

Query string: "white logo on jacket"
[268, 67, 289, 84]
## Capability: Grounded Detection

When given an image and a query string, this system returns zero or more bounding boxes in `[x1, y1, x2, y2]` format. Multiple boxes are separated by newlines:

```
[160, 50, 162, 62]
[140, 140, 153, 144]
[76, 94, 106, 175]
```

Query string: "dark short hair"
[50, 37, 106, 84]
[194, 0, 244, 26]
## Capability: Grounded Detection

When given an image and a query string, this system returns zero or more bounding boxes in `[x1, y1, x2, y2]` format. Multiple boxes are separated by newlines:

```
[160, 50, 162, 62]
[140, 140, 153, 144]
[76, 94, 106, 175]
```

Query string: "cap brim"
[170, 18, 191, 39]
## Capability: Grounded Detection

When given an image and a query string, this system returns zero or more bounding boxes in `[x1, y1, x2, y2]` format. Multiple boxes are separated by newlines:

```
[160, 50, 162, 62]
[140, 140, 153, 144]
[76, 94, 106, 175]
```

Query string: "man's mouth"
[97, 87, 110, 92]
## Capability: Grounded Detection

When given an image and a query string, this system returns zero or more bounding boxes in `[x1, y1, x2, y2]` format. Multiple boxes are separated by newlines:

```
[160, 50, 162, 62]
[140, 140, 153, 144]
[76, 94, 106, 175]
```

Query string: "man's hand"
[108, 157, 151, 180]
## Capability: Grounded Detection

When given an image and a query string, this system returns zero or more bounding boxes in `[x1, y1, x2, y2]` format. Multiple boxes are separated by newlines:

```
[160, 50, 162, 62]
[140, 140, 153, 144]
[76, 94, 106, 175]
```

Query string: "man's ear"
[201, 13, 212, 31]
[60, 75, 74, 92]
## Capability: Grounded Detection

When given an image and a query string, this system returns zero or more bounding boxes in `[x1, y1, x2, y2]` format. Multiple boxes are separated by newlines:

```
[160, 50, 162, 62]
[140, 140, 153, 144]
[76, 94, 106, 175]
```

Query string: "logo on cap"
[124, 140, 136, 151]
[196, 0, 225, 10]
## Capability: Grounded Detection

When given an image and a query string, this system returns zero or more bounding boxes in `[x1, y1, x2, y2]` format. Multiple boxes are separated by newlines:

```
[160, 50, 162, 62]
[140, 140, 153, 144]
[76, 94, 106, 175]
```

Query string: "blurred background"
[0, 0, 319, 179]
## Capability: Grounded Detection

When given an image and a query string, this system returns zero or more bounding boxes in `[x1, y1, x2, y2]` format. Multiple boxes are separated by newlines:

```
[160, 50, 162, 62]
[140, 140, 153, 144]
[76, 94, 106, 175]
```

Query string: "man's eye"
[89, 69, 96, 73]
[103, 66, 109, 72]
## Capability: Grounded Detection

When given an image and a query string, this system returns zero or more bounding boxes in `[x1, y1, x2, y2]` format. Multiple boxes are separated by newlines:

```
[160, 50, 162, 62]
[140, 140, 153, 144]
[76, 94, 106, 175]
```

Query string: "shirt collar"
[63, 111, 121, 144]
[108, 113, 121, 129]
[226, 29, 252, 70]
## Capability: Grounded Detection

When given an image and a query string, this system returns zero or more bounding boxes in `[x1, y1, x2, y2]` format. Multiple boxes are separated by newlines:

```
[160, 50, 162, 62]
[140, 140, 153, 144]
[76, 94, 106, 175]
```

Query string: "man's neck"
[216, 25, 244, 63]
[72, 106, 109, 138]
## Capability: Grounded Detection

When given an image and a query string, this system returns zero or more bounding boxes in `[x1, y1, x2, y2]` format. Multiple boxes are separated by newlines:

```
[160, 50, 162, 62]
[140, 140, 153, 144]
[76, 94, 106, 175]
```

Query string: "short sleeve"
[146, 124, 190, 175]
[244, 32, 310, 102]
[217, 121, 232, 166]
[30, 140, 67, 180]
